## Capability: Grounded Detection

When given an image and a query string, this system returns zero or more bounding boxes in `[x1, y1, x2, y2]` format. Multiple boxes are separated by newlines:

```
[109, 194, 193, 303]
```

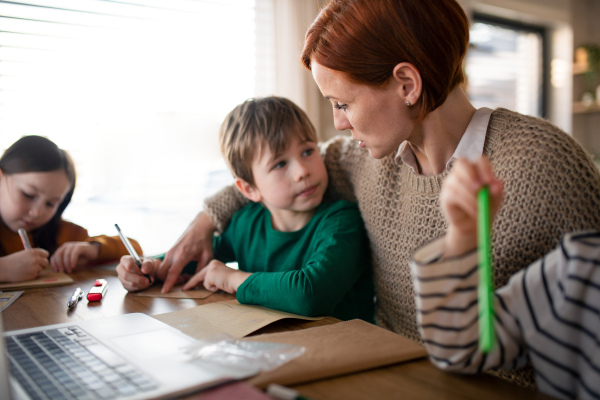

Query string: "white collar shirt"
[394, 107, 493, 174]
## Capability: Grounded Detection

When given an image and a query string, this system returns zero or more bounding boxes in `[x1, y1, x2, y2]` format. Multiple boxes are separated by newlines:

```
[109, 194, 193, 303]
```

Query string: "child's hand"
[182, 260, 250, 294]
[440, 157, 503, 257]
[50, 242, 101, 273]
[0, 249, 49, 282]
[116, 256, 158, 292]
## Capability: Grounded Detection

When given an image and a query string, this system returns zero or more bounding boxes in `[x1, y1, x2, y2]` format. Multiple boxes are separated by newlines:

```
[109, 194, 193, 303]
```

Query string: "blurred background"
[0, 0, 598, 255]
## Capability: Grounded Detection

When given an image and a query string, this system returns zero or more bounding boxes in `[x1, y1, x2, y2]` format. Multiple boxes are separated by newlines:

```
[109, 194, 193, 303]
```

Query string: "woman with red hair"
[153, 0, 600, 389]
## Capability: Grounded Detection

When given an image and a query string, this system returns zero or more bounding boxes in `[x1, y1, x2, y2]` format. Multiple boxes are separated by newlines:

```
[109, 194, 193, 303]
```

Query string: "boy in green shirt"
[117, 96, 374, 322]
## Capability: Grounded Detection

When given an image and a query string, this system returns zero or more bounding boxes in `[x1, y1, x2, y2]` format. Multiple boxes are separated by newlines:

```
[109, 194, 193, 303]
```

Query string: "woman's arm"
[158, 211, 218, 293]
[203, 185, 249, 234]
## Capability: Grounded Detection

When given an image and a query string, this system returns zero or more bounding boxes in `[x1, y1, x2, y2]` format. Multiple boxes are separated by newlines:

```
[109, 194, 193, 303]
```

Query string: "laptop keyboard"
[6, 326, 158, 400]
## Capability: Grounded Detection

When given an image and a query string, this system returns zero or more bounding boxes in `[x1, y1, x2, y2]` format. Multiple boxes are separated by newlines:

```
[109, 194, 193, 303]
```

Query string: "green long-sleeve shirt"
[213, 200, 374, 322]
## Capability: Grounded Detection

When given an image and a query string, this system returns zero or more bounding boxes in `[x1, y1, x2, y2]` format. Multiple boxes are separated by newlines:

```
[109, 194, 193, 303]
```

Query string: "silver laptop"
[0, 312, 259, 400]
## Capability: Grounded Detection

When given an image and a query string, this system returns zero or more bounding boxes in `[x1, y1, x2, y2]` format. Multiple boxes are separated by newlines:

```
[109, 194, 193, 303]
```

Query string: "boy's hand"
[50, 242, 101, 273]
[116, 255, 158, 292]
[0, 249, 49, 282]
[440, 157, 503, 258]
[182, 260, 250, 294]
[158, 211, 216, 293]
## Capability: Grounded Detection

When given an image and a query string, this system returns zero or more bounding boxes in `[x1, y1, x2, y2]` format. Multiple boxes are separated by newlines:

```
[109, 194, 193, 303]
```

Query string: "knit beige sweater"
[204, 108, 600, 388]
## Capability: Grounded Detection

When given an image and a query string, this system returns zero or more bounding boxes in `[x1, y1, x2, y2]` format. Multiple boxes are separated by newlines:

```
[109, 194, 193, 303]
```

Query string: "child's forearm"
[227, 270, 252, 293]
[411, 238, 526, 374]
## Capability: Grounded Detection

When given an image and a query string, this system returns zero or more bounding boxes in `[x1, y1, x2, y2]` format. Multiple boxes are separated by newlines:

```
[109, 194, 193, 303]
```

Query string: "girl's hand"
[182, 259, 250, 294]
[50, 242, 101, 273]
[0, 249, 49, 282]
[440, 157, 504, 257]
[116, 256, 158, 292]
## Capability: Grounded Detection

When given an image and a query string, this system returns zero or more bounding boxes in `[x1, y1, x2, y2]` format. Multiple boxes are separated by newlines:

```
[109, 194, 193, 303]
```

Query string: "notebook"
[0, 270, 73, 291]
[0, 312, 260, 400]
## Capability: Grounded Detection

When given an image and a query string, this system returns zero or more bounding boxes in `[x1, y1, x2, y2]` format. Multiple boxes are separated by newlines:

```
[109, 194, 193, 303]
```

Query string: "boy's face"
[242, 135, 328, 229]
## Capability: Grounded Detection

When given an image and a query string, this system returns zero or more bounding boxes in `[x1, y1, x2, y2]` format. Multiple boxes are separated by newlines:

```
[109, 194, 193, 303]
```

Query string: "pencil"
[18, 228, 32, 250]
[477, 186, 495, 353]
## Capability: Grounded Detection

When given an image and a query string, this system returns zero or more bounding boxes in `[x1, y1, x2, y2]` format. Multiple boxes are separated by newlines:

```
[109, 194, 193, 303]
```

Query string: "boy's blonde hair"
[219, 96, 317, 186]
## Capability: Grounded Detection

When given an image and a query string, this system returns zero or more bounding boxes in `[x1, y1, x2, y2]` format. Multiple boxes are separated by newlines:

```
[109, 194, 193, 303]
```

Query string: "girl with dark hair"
[0, 135, 142, 282]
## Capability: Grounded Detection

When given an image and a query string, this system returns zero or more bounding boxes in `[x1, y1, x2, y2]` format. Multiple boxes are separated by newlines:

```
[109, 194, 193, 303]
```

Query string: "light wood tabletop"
[2, 265, 555, 400]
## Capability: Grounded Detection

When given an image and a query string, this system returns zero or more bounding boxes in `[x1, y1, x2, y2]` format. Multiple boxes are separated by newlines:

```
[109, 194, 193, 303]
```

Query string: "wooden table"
[2, 266, 555, 400]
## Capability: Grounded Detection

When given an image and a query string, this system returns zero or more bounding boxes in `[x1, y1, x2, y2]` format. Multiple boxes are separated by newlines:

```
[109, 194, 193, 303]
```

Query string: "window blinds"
[0, 0, 259, 255]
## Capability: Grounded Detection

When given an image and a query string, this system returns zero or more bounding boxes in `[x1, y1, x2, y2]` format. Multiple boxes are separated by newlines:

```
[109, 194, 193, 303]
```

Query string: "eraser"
[87, 279, 108, 302]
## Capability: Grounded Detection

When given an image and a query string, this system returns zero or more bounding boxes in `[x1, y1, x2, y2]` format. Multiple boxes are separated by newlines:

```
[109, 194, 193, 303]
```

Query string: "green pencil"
[477, 186, 495, 353]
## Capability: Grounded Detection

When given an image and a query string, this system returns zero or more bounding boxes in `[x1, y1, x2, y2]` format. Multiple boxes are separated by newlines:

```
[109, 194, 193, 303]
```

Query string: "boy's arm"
[236, 202, 372, 318]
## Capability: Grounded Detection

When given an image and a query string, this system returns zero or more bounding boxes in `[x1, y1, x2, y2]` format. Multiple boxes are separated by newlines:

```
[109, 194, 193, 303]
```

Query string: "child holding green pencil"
[410, 156, 600, 400]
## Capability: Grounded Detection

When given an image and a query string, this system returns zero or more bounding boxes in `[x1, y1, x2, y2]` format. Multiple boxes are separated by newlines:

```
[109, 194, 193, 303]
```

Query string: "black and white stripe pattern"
[411, 231, 600, 400]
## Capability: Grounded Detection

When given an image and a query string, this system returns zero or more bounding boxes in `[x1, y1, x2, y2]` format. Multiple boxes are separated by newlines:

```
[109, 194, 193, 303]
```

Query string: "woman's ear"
[391, 62, 422, 106]
[235, 178, 262, 203]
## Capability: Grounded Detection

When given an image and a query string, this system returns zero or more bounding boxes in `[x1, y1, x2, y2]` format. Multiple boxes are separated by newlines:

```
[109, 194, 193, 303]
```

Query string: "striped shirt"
[411, 231, 600, 400]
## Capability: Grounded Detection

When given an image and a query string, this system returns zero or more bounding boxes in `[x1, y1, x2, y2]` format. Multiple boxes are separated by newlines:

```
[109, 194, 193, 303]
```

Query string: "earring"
[406, 101, 411, 107]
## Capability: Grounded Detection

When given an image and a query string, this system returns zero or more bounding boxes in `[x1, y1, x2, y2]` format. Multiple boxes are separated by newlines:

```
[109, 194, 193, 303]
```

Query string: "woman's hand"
[50, 242, 101, 273]
[182, 259, 250, 294]
[440, 157, 503, 258]
[158, 211, 216, 293]
[0, 249, 49, 282]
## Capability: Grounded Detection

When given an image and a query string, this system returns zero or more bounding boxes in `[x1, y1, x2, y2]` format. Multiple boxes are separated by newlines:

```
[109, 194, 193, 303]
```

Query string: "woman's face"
[311, 61, 414, 159]
[0, 169, 71, 233]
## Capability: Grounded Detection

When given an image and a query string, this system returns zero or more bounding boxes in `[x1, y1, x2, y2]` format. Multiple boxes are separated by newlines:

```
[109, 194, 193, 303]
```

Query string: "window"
[466, 14, 547, 117]
[0, 0, 263, 255]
